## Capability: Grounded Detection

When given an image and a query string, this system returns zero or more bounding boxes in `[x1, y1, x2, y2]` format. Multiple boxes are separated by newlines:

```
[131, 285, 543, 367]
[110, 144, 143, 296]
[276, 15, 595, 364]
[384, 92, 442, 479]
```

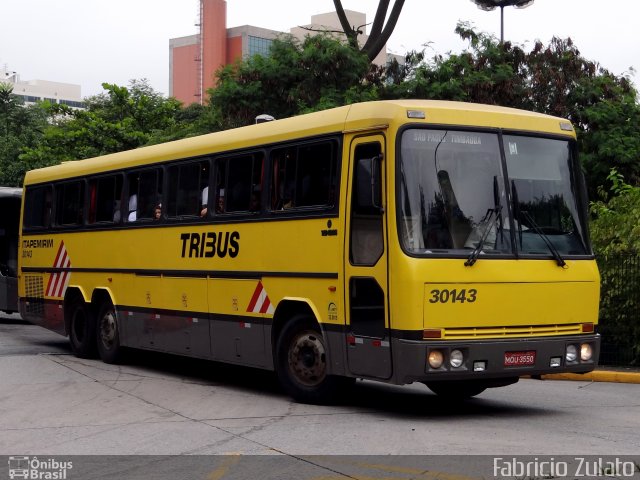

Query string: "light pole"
[470, 0, 534, 44]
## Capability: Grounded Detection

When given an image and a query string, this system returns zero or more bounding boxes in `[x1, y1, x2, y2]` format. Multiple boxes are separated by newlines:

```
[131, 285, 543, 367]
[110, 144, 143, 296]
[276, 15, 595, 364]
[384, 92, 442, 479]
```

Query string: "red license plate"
[504, 350, 536, 367]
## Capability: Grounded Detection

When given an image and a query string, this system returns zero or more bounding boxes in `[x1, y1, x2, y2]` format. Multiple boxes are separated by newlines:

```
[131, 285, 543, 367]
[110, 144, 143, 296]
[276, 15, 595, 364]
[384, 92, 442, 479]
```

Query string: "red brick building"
[169, 0, 397, 105]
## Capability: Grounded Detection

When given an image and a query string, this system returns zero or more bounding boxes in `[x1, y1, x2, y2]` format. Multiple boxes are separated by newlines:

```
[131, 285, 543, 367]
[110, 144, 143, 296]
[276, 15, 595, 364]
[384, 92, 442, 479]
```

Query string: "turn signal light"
[423, 329, 442, 339]
[581, 323, 595, 333]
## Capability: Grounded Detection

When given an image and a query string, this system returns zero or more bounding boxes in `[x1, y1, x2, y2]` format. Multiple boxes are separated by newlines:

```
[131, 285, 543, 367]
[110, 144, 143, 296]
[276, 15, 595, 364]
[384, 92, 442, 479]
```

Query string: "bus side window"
[55, 181, 85, 227]
[350, 143, 384, 265]
[271, 147, 295, 210]
[23, 185, 53, 229]
[88, 175, 123, 224]
[297, 142, 337, 207]
[270, 141, 337, 211]
[167, 161, 209, 218]
[225, 153, 263, 213]
[127, 169, 163, 221]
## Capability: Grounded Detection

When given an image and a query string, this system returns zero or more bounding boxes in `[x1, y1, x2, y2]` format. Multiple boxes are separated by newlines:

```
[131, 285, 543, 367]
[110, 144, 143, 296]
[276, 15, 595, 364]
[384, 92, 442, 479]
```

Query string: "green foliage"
[208, 34, 374, 129]
[0, 83, 48, 186]
[590, 169, 640, 255]
[17, 80, 185, 186]
[380, 23, 640, 193]
[589, 170, 640, 364]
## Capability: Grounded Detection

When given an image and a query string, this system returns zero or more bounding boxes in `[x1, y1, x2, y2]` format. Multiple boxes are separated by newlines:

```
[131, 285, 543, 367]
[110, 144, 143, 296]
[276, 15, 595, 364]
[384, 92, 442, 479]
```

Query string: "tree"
[333, 0, 405, 62]
[209, 34, 374, 129]
[590, 169, 640, 255]
[589, 169, 640, 364]
[386, 23, 640, 193]
[0, 83, 48, 186]
[18, 80, 185, 185]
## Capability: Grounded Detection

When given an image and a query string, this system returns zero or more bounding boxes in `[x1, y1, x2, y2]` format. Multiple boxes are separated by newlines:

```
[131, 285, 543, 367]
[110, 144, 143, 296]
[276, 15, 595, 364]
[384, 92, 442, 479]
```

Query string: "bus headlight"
[565, 344, 578, 363]
[450, 349, 464, 368]
[580, 343, 593, 361]
[428, 350, 444, 369]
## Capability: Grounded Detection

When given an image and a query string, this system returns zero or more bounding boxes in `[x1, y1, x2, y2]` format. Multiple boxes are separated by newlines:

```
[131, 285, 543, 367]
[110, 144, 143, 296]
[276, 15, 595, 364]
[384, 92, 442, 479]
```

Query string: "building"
[1, 65, 85, 109]
[169, 0, 400, 105]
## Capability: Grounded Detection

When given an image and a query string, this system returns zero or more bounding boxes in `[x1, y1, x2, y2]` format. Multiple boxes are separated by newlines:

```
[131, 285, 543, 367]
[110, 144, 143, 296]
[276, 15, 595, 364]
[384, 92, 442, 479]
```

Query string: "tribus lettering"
[180, 231, 240, 258]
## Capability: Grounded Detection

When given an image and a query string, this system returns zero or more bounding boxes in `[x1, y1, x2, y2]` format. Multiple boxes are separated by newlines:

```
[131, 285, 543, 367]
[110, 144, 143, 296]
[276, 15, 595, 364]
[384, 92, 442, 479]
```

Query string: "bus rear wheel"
[68, 296, 96, 358]
[96, 301, 124, 364]
[276, 315, 348, 404]
[424, 381, 487, 399]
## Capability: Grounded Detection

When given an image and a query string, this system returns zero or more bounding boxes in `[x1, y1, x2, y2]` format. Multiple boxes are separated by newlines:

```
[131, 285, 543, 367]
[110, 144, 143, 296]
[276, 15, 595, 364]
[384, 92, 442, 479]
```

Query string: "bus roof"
[23, 100, 575, 186]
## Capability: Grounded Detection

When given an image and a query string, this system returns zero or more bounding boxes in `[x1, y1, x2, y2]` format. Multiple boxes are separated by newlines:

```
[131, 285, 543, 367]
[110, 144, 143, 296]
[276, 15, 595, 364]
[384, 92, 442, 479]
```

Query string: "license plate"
[504, 350, 536, 367]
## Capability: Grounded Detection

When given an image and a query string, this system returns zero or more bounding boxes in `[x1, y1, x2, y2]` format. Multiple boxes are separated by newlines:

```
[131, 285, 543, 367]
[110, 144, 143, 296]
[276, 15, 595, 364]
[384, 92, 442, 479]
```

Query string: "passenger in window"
[282, 193, 293, 210]
[215, 189, 225, 214]
[200, 186, 209, 217]
[113, 200, 121, 222]
[249, 191, 261, 212]
[127, 194, 137, 222]
[153, 203, 162, 221]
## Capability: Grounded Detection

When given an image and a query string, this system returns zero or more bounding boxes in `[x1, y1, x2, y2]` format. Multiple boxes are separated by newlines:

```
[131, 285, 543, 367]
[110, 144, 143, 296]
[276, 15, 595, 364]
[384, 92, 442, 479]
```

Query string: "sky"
[1, 0, 638, 98]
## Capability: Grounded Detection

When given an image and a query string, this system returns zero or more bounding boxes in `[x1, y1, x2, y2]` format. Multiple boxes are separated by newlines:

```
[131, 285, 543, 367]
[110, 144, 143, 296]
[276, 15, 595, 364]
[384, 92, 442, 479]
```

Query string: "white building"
[1, 65, 85, 109]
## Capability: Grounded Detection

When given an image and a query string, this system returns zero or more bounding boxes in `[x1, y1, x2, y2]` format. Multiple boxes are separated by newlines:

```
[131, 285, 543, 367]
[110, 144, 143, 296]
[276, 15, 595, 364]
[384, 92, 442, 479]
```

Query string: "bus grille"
[442, 323, 583, 339]
[24, 275, 44, 316]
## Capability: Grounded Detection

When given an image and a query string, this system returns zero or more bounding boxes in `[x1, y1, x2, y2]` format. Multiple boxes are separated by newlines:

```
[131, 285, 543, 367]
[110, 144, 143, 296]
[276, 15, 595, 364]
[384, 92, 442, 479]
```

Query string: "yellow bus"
[18, 100, 600, 403]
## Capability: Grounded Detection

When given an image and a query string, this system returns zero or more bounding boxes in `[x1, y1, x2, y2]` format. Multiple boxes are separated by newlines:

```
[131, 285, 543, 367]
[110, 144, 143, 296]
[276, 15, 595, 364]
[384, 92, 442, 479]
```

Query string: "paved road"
[1, 313, 639, 478]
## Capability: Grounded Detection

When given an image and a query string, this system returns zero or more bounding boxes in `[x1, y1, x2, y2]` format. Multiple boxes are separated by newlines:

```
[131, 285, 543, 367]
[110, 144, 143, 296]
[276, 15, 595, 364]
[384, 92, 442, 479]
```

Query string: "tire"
[68, 296, 96, 358]
[425, 381, 487, 399]
[96, 301, 125, 364]
[275, 314, 350, 404]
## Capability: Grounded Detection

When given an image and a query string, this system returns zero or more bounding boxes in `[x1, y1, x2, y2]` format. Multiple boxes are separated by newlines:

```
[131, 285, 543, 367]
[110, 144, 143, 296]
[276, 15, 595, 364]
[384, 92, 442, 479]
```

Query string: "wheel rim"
[99, 310, 117, 350]
[287, 331, 327, 387]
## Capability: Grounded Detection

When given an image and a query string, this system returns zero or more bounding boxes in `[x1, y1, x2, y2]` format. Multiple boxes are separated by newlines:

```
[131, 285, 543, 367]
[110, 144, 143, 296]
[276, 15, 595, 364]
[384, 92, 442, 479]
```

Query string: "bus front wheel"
[275, 315, 348, 404]
[68, 297, 96, 358]
[96, 301, 124, 364]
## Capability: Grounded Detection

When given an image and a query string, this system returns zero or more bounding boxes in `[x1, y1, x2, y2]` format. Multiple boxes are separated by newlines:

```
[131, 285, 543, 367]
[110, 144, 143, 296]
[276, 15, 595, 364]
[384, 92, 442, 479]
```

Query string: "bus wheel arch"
[273, 303, 352, 404]
[271, 300, 318, 353]
[91, 288, 125, 364]
[64, 287, 96, 358]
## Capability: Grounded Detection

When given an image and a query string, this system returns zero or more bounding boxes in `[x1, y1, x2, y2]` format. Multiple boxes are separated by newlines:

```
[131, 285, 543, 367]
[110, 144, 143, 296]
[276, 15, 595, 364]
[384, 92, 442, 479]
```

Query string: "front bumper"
[391, 334, 600, 385]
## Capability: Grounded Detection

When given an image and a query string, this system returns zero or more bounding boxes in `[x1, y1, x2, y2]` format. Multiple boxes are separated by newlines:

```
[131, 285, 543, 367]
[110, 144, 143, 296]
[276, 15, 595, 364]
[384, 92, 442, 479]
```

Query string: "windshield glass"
[399, 130, 510, 254]
[398, 129, 590, 257]
[504, 135, 588, 256]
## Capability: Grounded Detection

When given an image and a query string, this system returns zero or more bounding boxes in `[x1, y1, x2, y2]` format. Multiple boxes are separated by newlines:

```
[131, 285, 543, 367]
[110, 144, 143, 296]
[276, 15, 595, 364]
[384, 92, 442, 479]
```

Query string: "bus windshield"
[398, 129, 589, 257]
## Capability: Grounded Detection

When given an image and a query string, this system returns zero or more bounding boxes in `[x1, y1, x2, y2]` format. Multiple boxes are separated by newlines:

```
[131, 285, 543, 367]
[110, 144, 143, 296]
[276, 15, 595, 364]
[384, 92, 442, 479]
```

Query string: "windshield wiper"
[464, 205, 502, 267]
[520, 211, 567, 268]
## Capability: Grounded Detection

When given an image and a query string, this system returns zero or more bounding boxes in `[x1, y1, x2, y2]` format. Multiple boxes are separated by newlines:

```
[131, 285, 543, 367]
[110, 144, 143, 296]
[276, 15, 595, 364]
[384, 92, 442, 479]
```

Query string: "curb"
[538, 370, 640, 384]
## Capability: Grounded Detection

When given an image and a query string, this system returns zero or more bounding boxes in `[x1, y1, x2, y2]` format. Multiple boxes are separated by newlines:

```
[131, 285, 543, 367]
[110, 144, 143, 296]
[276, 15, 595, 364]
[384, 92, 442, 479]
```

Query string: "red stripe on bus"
[247, 282, 263, 312]
[259, 296, 271, 314]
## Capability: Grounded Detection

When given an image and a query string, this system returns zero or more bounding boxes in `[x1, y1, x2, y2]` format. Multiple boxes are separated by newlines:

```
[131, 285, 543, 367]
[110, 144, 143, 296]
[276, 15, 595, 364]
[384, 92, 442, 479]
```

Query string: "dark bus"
[0, 187, 21, 313]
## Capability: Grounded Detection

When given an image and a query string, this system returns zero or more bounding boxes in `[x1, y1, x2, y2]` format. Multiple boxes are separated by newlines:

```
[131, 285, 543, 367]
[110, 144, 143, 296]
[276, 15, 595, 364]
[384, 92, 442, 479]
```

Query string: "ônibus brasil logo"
[8, 456, 73, 479]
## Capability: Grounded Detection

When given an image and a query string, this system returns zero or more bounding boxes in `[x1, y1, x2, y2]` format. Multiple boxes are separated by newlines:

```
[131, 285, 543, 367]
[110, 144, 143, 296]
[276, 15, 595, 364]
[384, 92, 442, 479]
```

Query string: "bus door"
[344, 135, 391, 379]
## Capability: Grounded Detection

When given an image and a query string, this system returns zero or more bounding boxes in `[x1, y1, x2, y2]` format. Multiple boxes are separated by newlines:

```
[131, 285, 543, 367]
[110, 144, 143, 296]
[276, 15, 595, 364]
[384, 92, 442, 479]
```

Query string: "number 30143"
[428, 288, 477, 304]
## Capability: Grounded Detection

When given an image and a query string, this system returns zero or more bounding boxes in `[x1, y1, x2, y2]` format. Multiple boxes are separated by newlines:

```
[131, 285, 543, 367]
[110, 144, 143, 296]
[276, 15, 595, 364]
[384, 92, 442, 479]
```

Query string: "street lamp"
[470, 0, 534, 43]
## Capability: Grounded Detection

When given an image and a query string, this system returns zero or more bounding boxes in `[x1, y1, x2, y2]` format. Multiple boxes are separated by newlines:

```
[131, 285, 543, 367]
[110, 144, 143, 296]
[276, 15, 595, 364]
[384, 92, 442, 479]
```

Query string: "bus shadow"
[0, 315, 29, 325]
[30, 338, 73, 352]
[342, 380, 549, 418]
[120, 349, 548, 419]
[123, 349, 282, 395]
